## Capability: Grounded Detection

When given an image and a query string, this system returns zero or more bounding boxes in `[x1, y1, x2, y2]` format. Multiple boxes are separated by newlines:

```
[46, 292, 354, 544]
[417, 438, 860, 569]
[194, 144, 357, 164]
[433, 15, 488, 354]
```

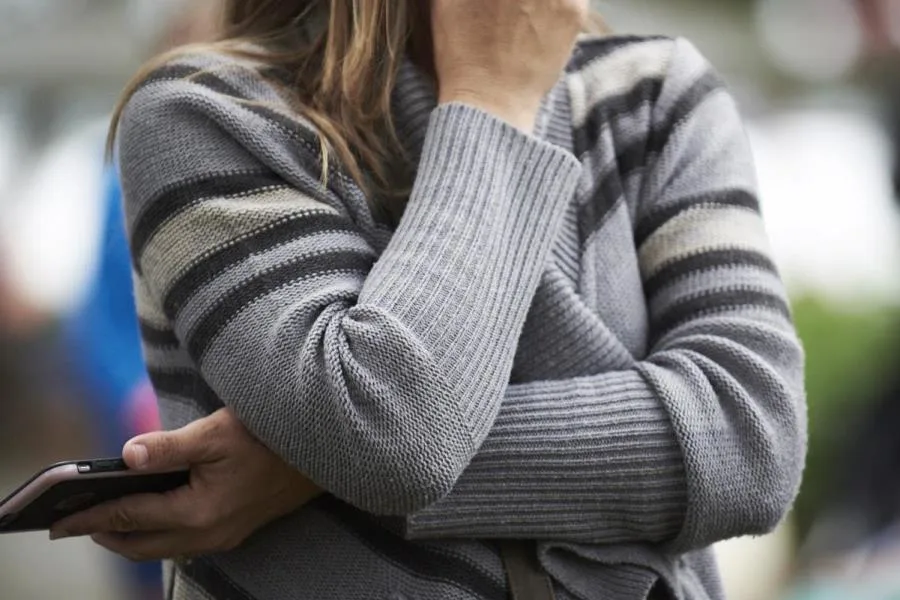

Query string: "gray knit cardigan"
[117, 34, 807, 600]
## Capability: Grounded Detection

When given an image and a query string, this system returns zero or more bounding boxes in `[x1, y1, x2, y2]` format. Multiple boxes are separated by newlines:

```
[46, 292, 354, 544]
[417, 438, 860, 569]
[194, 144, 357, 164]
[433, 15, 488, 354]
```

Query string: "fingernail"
[49, 530, 71, 541]
[130, 444, 149, 469]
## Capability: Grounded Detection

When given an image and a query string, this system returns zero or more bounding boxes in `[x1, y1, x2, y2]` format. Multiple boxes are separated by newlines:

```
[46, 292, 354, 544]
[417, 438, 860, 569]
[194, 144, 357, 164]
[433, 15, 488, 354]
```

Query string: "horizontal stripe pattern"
[135, 61, 320, 148]
[654, 288, 793, 340]
[129, 61, 352, 206]
[635, 188, 759, 248]
[155, 211, 356, 319]
[139, 319, 179, 348]
[568, 34, 670, 72]
[572, 77, 661, 155]
[568, 38, 673, 129]
[645, 69, 726, 157]
[317, 496, 507, 600]
[134, 275, 169, 327]
[569, 39, 728, 246]
[638, 206, 772, 279]
[147, 368, 224, 415]
[406, 35, 802, 569]
[643, 248, 778, 299]
[179, 558, 254, 600]
[131, 172, 286, 268]
[141, 190, 342, 289]
[186, 248, 373, 361]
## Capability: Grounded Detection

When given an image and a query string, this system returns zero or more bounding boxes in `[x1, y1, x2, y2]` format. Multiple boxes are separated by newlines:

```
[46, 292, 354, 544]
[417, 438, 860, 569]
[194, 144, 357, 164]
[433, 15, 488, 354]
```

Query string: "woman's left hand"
[50, 408, 322, 561]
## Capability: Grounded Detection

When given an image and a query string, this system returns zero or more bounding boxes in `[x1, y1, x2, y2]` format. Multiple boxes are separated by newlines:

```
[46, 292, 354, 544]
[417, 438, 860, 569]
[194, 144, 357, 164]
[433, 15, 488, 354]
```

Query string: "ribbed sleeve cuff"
[405, 371, 688, 542]
[362, 102, 582, 327]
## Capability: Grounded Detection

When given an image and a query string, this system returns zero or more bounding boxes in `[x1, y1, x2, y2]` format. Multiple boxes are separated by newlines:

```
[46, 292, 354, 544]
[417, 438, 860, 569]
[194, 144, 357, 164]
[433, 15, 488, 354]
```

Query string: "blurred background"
[2, 0, 900, 598]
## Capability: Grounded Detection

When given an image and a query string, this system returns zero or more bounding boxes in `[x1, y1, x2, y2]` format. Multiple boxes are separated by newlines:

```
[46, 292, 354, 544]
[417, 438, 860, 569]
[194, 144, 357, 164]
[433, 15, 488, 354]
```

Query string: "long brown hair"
[109, 1, 604, 214]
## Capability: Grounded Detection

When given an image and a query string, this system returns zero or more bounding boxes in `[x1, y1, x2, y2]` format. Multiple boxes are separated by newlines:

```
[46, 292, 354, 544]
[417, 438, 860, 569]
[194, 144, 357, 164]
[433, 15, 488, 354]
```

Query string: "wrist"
[438, 88, 541, 133]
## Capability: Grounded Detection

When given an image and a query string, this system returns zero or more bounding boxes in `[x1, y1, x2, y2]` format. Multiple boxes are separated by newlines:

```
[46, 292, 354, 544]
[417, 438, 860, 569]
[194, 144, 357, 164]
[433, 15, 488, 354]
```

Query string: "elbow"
[385, 454, 466, 516]
[660, 328, 808, 550]
[295, 393, 476, 517]
[334, 440, 471, 516]
[757, 445, 807, 535]
[737, 453, 805, 537]
[675, 441, 806, 553]
[673, 386, 807, 551]
[741, 337, 808, 536]
[726, 391, 808, 539]
[746, 387, 807, 536]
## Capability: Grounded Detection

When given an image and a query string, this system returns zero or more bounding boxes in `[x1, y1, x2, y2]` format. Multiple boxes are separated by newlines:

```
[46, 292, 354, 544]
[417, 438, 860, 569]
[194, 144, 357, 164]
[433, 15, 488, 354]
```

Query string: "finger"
[91, 531, 205, 563]
[50, 487, 193, 539]
[124, 408, 236, 471]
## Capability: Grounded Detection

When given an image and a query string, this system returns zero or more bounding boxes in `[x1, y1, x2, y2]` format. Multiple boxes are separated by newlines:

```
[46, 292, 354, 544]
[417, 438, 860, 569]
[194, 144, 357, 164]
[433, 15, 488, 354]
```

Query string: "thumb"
[123, 409, 231, 471]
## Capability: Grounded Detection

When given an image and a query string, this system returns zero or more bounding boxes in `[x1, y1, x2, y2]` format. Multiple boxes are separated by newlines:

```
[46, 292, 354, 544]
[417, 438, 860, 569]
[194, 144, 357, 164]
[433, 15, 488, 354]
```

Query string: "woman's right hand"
[432, 0, 589, 132]
[51, 408, 321, 561]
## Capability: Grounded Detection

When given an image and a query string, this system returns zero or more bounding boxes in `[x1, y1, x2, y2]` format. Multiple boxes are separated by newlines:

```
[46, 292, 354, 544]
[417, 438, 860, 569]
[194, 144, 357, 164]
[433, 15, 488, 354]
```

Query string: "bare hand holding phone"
[50, 408, 321, 562]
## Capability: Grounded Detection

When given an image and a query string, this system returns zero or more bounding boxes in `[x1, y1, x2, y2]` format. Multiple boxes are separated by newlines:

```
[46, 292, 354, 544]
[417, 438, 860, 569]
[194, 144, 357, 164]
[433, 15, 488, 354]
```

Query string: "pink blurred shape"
[126, 379, 161, 435]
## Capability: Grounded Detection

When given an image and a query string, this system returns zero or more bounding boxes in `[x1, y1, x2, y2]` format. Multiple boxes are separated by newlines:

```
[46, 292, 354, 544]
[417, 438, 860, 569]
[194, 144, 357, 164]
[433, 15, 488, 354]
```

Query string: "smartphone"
[0, 458, 190, 533]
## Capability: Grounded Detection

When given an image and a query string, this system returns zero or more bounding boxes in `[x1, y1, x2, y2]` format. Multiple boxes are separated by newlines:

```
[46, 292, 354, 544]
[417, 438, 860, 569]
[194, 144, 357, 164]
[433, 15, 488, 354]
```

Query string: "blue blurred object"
[63, 166, 149, 448]
[61, 164, 162, 597]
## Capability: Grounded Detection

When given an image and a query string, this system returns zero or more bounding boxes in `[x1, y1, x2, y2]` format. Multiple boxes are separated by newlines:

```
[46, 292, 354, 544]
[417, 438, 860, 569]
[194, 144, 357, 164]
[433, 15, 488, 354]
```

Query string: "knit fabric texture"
[119, 35, 807, 600]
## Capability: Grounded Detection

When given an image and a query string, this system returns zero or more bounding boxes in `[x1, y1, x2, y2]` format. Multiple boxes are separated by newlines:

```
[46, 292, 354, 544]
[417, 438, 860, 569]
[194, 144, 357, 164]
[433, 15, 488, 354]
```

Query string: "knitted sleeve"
[404, 38, 806, 552]
[117, 70, 582, 516]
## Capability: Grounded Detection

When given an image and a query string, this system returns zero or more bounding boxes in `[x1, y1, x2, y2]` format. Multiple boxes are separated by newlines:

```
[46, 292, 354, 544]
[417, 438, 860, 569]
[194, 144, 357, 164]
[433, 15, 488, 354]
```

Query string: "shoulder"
[565, 34, 731, 151]
[567, 34, 720, 93]
[119, 48, 318, 145]
[568, 34, 676, 76]
[116, 49, 327, 209]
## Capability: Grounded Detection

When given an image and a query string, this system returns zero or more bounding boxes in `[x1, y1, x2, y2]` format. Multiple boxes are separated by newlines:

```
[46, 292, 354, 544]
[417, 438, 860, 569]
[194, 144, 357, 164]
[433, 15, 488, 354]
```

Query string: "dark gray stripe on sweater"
[180, 558, 256, 600]
[117, 36, 807, 600]
[646, 70, 726, 158]
[163, 212, 356, 320]
[572, 77, 662, 155]
[644, 249, 778, 299]
[316, 496, 506, 600]
[576, 140, 642, 245]
[654, 288, 792, 341]
[567, 35, 669, 72]
[134, 64, 349, 190]
[576, 69, 727, 245]
[186, 249, 374, 361]
[139, 319, 180, 348]
[147, 368, 225, 414]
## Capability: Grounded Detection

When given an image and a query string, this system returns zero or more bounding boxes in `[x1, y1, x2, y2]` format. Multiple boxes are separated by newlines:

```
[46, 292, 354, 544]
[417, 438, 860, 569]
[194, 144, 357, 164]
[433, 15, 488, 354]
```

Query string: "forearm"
[405, 370, 687, 543]
[356, 103, 581, 439]
[406, 317, 804, 549]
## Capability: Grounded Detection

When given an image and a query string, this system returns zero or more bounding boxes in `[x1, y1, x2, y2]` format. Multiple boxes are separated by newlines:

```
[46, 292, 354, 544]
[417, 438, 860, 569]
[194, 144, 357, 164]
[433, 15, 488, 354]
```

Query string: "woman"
[52, 1, 807, 599]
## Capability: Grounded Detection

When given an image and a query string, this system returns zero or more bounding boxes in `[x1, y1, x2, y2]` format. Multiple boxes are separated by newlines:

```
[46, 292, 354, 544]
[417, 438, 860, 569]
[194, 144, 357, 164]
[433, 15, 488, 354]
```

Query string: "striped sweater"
[118, 35, 806, 600]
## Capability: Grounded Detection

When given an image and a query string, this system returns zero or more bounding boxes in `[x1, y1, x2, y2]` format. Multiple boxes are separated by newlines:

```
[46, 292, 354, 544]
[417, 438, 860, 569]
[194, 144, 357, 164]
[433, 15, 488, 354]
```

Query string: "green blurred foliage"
[790, 294, 900, 539]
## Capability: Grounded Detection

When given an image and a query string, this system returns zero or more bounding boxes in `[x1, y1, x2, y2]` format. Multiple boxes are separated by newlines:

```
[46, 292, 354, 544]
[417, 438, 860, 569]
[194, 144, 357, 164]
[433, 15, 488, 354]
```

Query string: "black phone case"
[0, 459, 190, 533]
